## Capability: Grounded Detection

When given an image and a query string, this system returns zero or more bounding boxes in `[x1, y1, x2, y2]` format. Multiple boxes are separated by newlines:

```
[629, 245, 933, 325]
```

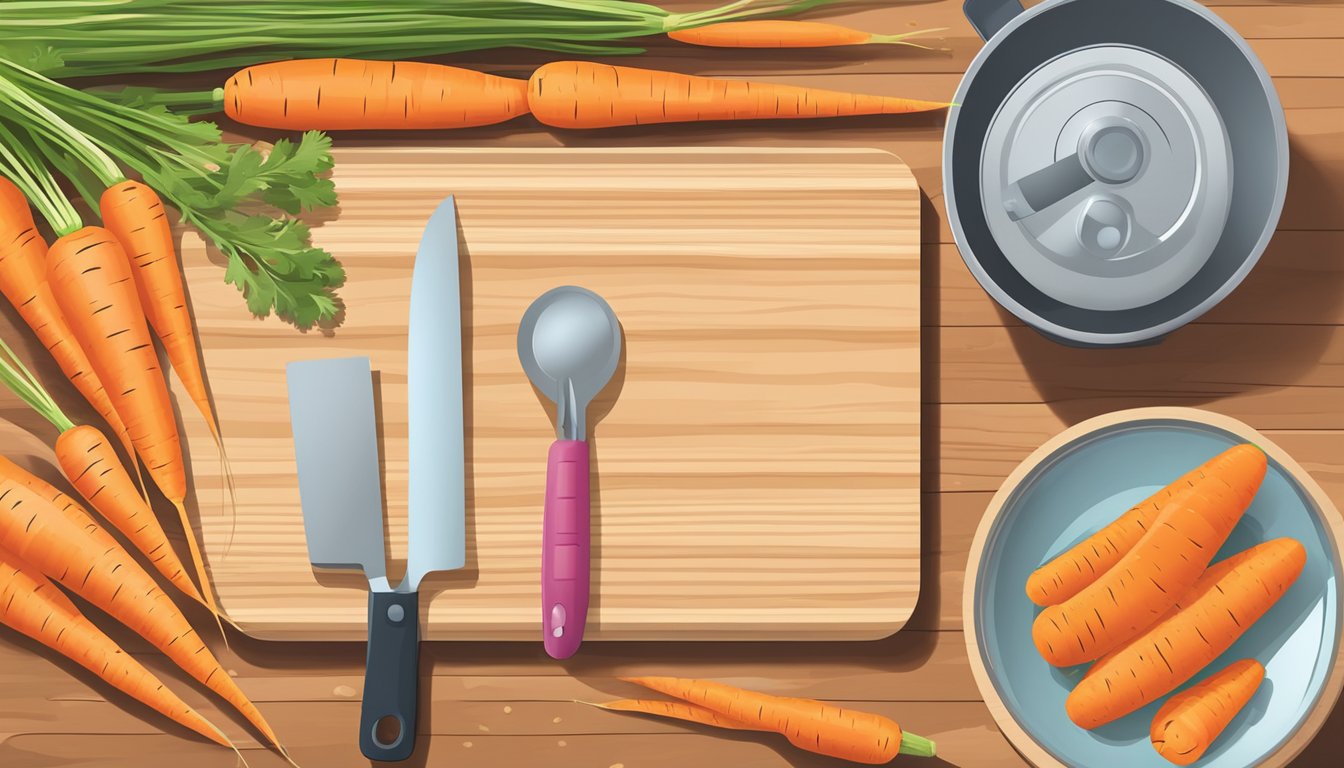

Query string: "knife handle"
[359, 590, 420, 761]
[542, 439, 590, 659]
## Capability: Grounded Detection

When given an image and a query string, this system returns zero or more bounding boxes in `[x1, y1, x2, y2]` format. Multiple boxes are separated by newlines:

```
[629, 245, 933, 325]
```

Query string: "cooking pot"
[944, 0, 1288, 346]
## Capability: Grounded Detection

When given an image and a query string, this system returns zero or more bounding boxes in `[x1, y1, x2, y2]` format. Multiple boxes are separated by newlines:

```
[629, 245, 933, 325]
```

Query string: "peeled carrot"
[100, 181, 219, 440]
[0, 547, 233, 747]
[44, 226, 219, 623]
[527, 61, 950, 129]
[1026, 446, 1259, 607]
[593, 698, 770, 731]
[0, 456, 280, 748]
[1067, 538, 1305, 730]
[1033, 445, 1265, 667]
[669, 20, 941, 48]
[0, 177, 135, 465]
[1150, 659, 1265, 765]
[222, 58, 530, 130]
[622, 676, 936, 763]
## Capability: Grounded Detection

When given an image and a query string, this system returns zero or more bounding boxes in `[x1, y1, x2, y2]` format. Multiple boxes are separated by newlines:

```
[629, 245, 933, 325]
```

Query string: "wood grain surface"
[176, 147, 921, 640]
[1, 0, 1341, 766]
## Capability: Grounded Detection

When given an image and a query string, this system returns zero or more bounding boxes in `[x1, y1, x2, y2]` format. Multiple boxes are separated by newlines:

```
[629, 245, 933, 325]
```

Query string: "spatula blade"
[286, 356, 387, 582]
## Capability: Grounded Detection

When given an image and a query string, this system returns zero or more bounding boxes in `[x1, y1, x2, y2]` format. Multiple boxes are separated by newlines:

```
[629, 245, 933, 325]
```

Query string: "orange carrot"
[1067, 538, 1305, 730]
[622, 676, 936, 763]
[0, 177, 136, 466]
[1026, 445, 1259, 606]
[527, 61, 950, 129]
[44, 226, 219, 623]
[0, 335, 203, 605]
[1150, 659, 1265, 765]
[1032, 445, 1265, 667]
[0, 547, 233, 747]
[0, 456, 280, 748]
[222, 58, 530, 130]
[55, 424, 204, 603]
[100, 181, 219, 440]
[670, 20, 942, 49]
[592, 698, 770, 731]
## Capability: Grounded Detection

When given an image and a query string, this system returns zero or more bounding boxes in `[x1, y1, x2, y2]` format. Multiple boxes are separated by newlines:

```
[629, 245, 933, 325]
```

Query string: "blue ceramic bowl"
[966, 410, 1343, 767]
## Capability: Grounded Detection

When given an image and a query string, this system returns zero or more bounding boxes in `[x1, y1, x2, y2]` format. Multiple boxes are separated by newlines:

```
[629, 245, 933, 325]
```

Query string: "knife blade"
[286, 356, 389, 590]
[405, 194, 466, 589]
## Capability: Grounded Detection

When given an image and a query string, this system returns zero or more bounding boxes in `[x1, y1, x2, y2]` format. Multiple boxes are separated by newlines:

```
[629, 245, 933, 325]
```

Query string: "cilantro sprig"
[0, 59, 343, 328]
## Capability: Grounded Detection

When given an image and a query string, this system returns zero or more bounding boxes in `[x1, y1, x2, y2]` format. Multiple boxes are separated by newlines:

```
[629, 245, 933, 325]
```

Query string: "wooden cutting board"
[176, 146, 920, 641]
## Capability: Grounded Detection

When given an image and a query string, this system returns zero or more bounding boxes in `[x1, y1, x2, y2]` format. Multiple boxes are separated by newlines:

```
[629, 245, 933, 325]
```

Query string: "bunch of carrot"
[0, 97, 281, 752]
[1024, 444, 1305, 765]
[133, 21, 950, 131]
[591, 676, 936, 764]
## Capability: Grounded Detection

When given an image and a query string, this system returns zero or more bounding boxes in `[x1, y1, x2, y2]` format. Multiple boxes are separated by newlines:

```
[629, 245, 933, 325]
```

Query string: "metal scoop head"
[517, 286, 621, 441]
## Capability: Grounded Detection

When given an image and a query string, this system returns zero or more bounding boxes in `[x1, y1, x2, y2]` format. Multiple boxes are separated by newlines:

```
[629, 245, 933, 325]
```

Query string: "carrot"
[45, 226, 220, 624]
[1150, 658, 1265, 765]
[222, 58, 530, 130]
[0, 456, 281, 748]
[669, 20, 943, 49]
[591, 699, 770, 732]
[622, 676, 936, 763]
[1026, 445, 1260, 607]
[100, 180, 219, 441]
[0, 335, 203, 604]
[0, 547, 233, 747]
[0, 177, 136, 466]
[527, 61, 950, 129]
[1067, 538, 1305, 730]
[1032, 445, 1265, 667]
[56, 424, 205, 603]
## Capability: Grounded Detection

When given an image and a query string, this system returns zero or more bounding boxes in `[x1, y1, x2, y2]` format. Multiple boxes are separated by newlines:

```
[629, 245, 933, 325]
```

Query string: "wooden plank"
[933, 324, 1344, 431]
[933, 232, 1344, 327]
[937, 405, 1344, 493]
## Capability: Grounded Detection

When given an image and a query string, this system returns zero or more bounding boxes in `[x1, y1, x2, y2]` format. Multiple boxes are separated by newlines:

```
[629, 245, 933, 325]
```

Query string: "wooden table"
[1, 1, 1340, 765]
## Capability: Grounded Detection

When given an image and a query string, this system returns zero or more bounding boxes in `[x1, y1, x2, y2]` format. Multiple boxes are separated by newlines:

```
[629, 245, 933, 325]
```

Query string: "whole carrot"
[0, 177, 135, 465]
[670, 20, 943, 49]
[1067, 538, 1305, 729]
[0, 456, 281, 748]
[100, 181, 220, 441]
[0, 548, 234, 747]
[45, 227, 219, 623]
[222, 58, 530, 130]
[622, 676, 936, 763]
[527, 61, 950, 129]
[0, 335, 203, 604]
[1032, 445, 1265, 667]
[1026, 445, 1261, 606]
[1150, 659, 1265, 765]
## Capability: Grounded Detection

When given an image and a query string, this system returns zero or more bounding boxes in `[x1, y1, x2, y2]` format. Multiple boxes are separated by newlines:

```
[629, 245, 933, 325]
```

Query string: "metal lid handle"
[963, 0, 1024, 41]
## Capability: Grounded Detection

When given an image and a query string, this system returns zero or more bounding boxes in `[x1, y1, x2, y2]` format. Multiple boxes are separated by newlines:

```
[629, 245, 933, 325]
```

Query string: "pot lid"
[980, 45, 1232, 311]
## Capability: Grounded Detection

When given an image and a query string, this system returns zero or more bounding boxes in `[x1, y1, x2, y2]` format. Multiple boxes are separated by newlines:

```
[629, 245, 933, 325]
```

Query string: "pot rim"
[942, 0, 1289, 346]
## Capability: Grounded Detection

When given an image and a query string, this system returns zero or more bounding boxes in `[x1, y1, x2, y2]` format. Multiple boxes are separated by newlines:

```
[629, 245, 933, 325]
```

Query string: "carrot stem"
[0, 119, 82, 235]
[900, 732, 937, 758]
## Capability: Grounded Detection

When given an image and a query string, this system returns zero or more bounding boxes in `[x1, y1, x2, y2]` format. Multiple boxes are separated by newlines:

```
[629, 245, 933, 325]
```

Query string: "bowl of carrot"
[964, 407, 1344, 768]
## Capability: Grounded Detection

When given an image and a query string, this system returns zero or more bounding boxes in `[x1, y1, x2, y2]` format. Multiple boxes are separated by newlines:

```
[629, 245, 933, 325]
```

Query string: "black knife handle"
[359, 591, 420, 762]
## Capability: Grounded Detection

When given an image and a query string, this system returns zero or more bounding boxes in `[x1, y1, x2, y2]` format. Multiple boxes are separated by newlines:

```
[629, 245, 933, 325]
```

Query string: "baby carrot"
[1150, 659, 1265, 765]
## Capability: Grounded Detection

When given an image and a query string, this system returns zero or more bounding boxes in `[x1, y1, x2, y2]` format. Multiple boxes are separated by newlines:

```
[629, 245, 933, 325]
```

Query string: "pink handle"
[542, 439, 589, 659]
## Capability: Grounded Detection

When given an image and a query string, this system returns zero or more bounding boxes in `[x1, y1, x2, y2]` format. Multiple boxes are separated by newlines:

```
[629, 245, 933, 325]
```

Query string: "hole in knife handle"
[373, 714, 405, 749]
